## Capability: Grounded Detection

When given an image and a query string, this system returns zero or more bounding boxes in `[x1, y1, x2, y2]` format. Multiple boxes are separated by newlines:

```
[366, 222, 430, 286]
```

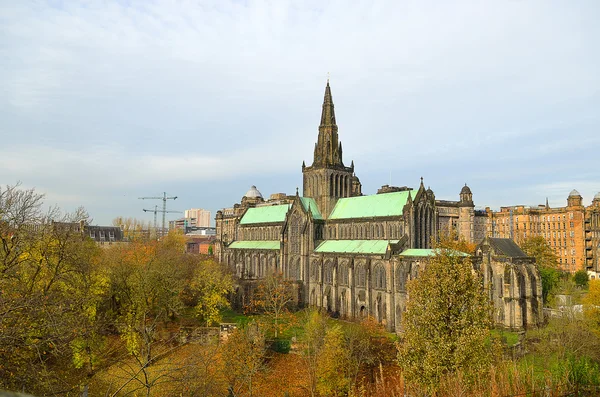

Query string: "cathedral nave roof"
[329, 190, 412, 220]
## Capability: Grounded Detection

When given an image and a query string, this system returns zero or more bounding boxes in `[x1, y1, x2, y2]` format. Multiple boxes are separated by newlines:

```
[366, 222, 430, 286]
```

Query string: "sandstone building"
[215, 82, 542, 331]
[485, 191, 600, 275]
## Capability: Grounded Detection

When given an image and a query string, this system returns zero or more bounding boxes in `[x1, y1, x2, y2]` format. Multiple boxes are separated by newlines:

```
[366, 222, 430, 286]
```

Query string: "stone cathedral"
[215, 81, 542, 332]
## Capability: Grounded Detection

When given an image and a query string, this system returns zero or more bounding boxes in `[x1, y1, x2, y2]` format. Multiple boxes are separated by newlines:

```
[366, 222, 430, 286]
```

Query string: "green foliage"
[397, 249, 495, 393]
[521, 236, 561, 303]
[316, 325, 352, 397]
[573, 270, 589, 288]
[191, 259, 234, 326]
[269, 338, 291, 354]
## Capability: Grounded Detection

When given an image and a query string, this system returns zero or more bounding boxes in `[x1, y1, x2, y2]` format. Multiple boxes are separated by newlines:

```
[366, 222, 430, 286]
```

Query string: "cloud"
[1, 0, 599, 223]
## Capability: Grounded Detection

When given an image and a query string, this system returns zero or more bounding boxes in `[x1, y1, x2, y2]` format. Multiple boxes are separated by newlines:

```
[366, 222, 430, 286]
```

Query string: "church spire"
[313, 80, 342, 167]
[320, 80, 337, 127]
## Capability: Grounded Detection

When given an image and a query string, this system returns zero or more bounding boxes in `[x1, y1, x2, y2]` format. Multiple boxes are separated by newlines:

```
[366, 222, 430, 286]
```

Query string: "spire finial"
[327, 71, 330, 84]
[296, 187, 299, 196]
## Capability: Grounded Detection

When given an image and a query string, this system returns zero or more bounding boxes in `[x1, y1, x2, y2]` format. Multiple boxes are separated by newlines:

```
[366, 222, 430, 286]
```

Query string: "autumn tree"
[222, 324, 266, 397]
[188, 258, 234, 327]
[299, 309, 328, 397]
[521, 236, 561, 302]
[0, 184, 108, 394]
[345, 316, 396, 387]
[245, 272, 296, 338]
[397, 249, 495, 393]
[104, 232, 188, 397]
[316, 325, 352, 397]
[583, 279, 600, 337]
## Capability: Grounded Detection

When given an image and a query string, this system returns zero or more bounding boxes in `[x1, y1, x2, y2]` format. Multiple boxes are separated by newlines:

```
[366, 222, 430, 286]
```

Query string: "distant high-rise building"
[184, 208, 211, 228]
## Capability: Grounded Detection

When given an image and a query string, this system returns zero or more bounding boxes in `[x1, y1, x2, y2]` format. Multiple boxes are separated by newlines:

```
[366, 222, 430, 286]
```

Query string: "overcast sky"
[1, 1, 599, 226]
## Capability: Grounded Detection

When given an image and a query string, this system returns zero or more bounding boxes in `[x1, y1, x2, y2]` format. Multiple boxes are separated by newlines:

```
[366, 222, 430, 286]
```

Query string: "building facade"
[485, 191, 600, 274]
[184, 208, 211, 228]
[215, 82, 542, 331]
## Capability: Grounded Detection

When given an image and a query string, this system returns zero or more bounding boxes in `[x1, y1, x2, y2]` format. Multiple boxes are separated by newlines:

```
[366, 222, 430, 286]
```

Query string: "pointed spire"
[420, 177, 424, 188]
[320, 80, 336, 127]
[546, 197, 549, 209]
[296, 187, 299, 197]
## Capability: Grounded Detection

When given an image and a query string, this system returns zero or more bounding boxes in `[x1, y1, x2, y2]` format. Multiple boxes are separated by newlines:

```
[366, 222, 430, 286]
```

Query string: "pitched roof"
[314, 239, 399, 254]
[487, 238, 528, 258]
[300, 197, 323, 220]
[329, 191, 412, 220]
[239, 204, 290, 225]
[228, 240, 280, 250]
[399, 248, 470, 257]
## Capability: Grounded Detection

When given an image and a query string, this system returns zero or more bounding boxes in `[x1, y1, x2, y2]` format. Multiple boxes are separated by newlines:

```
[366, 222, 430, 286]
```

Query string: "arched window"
[339, 263, 349, 285]
[355, 264, 366, 287]
[311, 260, 320, 281]
[374, 264, 386, 289]
[290, 215, 301, 254]
[324, 261, 334, 284]
[395, 264, 406, 292]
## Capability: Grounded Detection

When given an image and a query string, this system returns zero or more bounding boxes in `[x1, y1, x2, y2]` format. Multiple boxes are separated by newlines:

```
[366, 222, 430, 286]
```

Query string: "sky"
[1, 1, 599, 226]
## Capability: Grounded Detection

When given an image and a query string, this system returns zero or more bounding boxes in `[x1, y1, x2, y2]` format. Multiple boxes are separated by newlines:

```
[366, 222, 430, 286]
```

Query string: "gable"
[300, 197, 323, 220]
[329, 191, 412, 220]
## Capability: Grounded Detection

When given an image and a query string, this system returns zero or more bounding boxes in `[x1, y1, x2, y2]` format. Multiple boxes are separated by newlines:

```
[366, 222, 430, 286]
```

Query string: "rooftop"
[329, 190, 412, 220]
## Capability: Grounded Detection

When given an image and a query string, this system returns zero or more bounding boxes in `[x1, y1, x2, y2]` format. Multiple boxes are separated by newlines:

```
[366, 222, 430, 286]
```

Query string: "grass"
[220, 307, 249, 324]
[491, 329, 521, 347]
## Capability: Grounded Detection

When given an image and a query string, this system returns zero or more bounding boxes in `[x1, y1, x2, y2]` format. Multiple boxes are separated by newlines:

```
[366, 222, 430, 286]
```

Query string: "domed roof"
[594, 192, 600, 201]
[569, 189, 581, 197]
[460, 184, 472, 195]
[244, 185, 263, 199]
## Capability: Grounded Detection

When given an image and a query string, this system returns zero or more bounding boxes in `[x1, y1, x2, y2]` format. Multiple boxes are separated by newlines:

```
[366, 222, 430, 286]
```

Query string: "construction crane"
[139, 192, 178, 237]
[143, 205, 182, 237]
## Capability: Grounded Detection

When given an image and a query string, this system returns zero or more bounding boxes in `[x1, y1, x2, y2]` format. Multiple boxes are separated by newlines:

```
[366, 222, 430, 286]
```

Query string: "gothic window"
[311, 260, 320, 281]
[290, 215, 301, 254]
[324, 261, 333, 284]
[374, 264, 386, 290]
[290, 259, 301, 280]
[355, 263, 366, 287]
[339, 263, 349, 285]
[395, 264, 406, 292]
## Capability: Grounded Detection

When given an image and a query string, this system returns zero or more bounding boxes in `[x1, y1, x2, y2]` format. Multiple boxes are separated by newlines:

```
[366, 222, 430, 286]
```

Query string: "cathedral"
[215, 81, 542, 332]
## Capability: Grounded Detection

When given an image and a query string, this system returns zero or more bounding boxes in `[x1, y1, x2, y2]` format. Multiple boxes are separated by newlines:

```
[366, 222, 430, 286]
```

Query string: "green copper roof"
[300, 197, 323, 220]
[399, 248, 470, 257]
[329, 191, 412, 220]
[228, 240, 281, 250]
[314, 239, 399, 254]
[239, 204, 290, 225]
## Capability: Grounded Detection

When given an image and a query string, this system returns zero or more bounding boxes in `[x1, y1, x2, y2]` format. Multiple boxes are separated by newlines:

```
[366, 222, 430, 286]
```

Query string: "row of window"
[328, 223, 402, 240]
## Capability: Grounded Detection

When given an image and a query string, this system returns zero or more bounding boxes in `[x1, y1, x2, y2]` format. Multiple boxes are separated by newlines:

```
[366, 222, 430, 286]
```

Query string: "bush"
[574, 270, 589, 288]
[269, 338, 291, 354]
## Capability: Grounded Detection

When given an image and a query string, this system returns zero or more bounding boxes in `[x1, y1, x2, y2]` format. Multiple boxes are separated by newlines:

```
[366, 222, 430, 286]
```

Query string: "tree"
[583, 280, 600, 337]
[222, 324, 266, 397]
[103, 234, 188, 397]
[574, 270, 589, 289]
[245, 272, 296, 338]
[345, 316, 396, 387]
[397, 249, 495, 393]
[0, 184, 108, 395]
[300, 309, 328, 397]
[521, 236, 561, 303]
[189, 258, 234, 326]
[316, 325, 351, 397]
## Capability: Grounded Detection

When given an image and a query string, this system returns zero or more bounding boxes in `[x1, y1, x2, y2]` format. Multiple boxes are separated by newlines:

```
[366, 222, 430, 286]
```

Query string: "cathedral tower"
[302, 81, 361, 218]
